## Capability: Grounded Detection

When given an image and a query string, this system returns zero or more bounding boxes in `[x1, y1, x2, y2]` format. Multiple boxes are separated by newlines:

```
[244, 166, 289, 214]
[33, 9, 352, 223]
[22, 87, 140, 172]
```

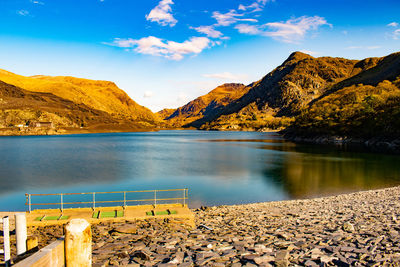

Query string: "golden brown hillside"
[0, 70, 158, 125]
[0, 80, 125, 135]
[157, 108, 176, 120]
[288, 52, 400, 140]
[197, 51, 400, 132]
[161, 83, 248, 127]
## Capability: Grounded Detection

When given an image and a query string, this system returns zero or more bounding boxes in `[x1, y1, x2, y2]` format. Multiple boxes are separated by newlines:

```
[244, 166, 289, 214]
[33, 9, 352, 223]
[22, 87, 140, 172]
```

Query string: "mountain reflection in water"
[0, 131, 399, 211]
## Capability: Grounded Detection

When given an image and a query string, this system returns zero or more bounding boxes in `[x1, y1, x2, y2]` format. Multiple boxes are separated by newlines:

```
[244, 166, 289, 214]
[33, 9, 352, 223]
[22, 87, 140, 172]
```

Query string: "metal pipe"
[61, 193, 63, 211]
[28, 194, 31, 213]
[154, 190, 157, 207]
[123, 192, 126, 208]
[93, 192, 96, 210]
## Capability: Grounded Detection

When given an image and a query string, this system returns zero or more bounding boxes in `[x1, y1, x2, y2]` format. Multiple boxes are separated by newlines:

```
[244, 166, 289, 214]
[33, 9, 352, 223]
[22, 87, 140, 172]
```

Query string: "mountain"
[0, 80, 124, 134]
[169, 51, 398, 136]
[159, 83, 249, 127]
[197, 52, 363, 130]
[0, 69, 158, 125]
[157, 108, 176, 120]
[287, 52, 400, 141]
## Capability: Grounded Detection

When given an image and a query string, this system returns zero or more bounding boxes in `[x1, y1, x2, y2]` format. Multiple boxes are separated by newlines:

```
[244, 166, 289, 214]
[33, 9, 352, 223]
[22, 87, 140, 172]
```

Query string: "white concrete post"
[15, 213, 27, 255]
[2, 216, 11, 267]
[65, 219, 92, 267]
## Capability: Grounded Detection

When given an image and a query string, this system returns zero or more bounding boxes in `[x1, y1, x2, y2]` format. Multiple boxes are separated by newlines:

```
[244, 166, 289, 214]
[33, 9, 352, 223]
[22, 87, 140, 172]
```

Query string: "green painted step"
[146, 210, 177, 216]
[34, 215, 70, 221]
[92, 210, 124, 219]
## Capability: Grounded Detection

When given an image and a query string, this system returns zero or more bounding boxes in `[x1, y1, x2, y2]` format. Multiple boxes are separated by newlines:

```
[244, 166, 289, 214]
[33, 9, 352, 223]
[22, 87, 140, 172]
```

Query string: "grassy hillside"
[0, 80, 123, 133]
[186, 51, 400, 137]
[160, 83, 249, 127]
[0, 69, 158, 125]
[289, 55, 400, 139]
[191, 52, 362, 130]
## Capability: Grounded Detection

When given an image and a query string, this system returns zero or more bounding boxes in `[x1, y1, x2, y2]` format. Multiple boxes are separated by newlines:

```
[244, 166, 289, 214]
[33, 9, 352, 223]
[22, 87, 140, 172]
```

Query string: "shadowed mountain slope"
[0, 80, 119, 129]
[158, 83, 248, 127]
[181, 51, 399, 132]
[0, 70, 158, 124]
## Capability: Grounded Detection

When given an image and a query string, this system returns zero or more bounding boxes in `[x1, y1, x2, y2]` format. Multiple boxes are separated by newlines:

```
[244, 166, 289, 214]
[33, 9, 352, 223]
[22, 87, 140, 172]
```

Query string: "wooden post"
[15, 213, 27, 255]
[2, 216, 11, 267]
[26, 236, 39, 251]
[64, 219, 91, 267]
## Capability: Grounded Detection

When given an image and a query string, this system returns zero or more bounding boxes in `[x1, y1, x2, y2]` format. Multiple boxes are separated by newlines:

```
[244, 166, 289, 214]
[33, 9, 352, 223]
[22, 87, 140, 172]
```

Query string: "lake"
[0, 130, 399, 211]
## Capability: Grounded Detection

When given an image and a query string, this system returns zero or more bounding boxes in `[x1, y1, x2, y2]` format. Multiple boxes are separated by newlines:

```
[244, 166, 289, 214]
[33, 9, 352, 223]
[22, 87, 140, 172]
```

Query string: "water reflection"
[0, 131, 399, 211]
[261, 142, 400, 198]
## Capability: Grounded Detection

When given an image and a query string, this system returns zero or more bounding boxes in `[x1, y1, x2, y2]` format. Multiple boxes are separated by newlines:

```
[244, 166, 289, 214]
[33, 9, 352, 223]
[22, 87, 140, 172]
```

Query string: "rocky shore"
[28, 186, 400, 266]
[283, 133, 400, 154]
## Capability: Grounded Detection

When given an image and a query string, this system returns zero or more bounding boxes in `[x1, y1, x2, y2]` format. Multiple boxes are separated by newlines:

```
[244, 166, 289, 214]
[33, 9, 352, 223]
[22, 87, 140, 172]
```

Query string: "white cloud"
[144, 91, 154, 98]
[17, 10, 30, 16]
[366, 46, 381, 50]
[203, 72, 248, 80]
[146, 0, 177, 27]
[238, 0, 270, 12]
[191, 26, 223, 39]
[299, 50, 320, 56]
[212, 10, 258, 26]
[394, 29, 400, 40]
[30, 0, 44, 5]
[235, 16, 329, 43]
[235, 24, 261, 34]
[387, 22, 399, 27]
[108, 36, 211, 60]
[263, 16, 329, 43]
[346, 46, 382, 50]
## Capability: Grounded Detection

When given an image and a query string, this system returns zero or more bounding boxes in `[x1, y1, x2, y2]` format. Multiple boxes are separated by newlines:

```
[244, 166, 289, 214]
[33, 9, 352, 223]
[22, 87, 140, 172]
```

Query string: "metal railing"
[25, 188, 189, 212]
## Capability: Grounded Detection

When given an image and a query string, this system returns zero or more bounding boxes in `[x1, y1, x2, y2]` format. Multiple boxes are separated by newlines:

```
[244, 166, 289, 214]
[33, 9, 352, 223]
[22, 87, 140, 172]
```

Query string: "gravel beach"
[23, 186, 400, 266]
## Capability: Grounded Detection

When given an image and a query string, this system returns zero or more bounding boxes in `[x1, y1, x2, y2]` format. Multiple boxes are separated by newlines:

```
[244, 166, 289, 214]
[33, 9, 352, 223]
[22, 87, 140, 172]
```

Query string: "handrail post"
[183, 189, 186, 207]
[123, 191, 126, 208]
[154, 190, 157, 207]
[60, 193, 63, 212]
[28, 194, 31, 213]
[93, 192, 96, 210]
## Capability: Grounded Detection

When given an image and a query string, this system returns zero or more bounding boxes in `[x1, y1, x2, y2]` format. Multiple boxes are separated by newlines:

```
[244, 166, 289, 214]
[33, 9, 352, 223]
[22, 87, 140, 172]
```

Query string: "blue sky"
[0, 0, 399, 111]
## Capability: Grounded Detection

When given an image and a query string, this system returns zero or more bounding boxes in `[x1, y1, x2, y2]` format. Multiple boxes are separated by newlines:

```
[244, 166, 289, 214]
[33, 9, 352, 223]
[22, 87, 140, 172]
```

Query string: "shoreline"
[11, 186, 399, 266]
[1, 125, 399, 155]
[282, 131, 400, 154]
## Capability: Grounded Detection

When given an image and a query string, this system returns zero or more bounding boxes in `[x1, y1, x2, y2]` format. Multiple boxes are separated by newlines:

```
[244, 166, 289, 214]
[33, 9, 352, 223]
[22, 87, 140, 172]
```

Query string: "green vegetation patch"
[146, 211, 154, 216]
[168, 210, 177, 215]
[92, 211, 100, 218]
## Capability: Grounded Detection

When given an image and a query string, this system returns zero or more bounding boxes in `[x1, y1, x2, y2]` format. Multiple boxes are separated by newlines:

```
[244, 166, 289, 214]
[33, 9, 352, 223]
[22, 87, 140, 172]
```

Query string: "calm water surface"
[0, 130, 399, 211]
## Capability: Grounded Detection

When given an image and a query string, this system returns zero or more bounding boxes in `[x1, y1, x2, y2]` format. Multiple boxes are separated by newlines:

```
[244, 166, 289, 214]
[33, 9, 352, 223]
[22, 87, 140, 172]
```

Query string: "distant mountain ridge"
[0, 69, 160, 134]
[157, 83, 249, 127]
[0, 69, 158, 124]
[161, 51, 400, 137]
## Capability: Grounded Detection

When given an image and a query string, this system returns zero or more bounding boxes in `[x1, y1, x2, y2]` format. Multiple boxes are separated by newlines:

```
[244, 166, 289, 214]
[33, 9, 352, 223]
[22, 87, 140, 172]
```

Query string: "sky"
[0, 0, 399, 112]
